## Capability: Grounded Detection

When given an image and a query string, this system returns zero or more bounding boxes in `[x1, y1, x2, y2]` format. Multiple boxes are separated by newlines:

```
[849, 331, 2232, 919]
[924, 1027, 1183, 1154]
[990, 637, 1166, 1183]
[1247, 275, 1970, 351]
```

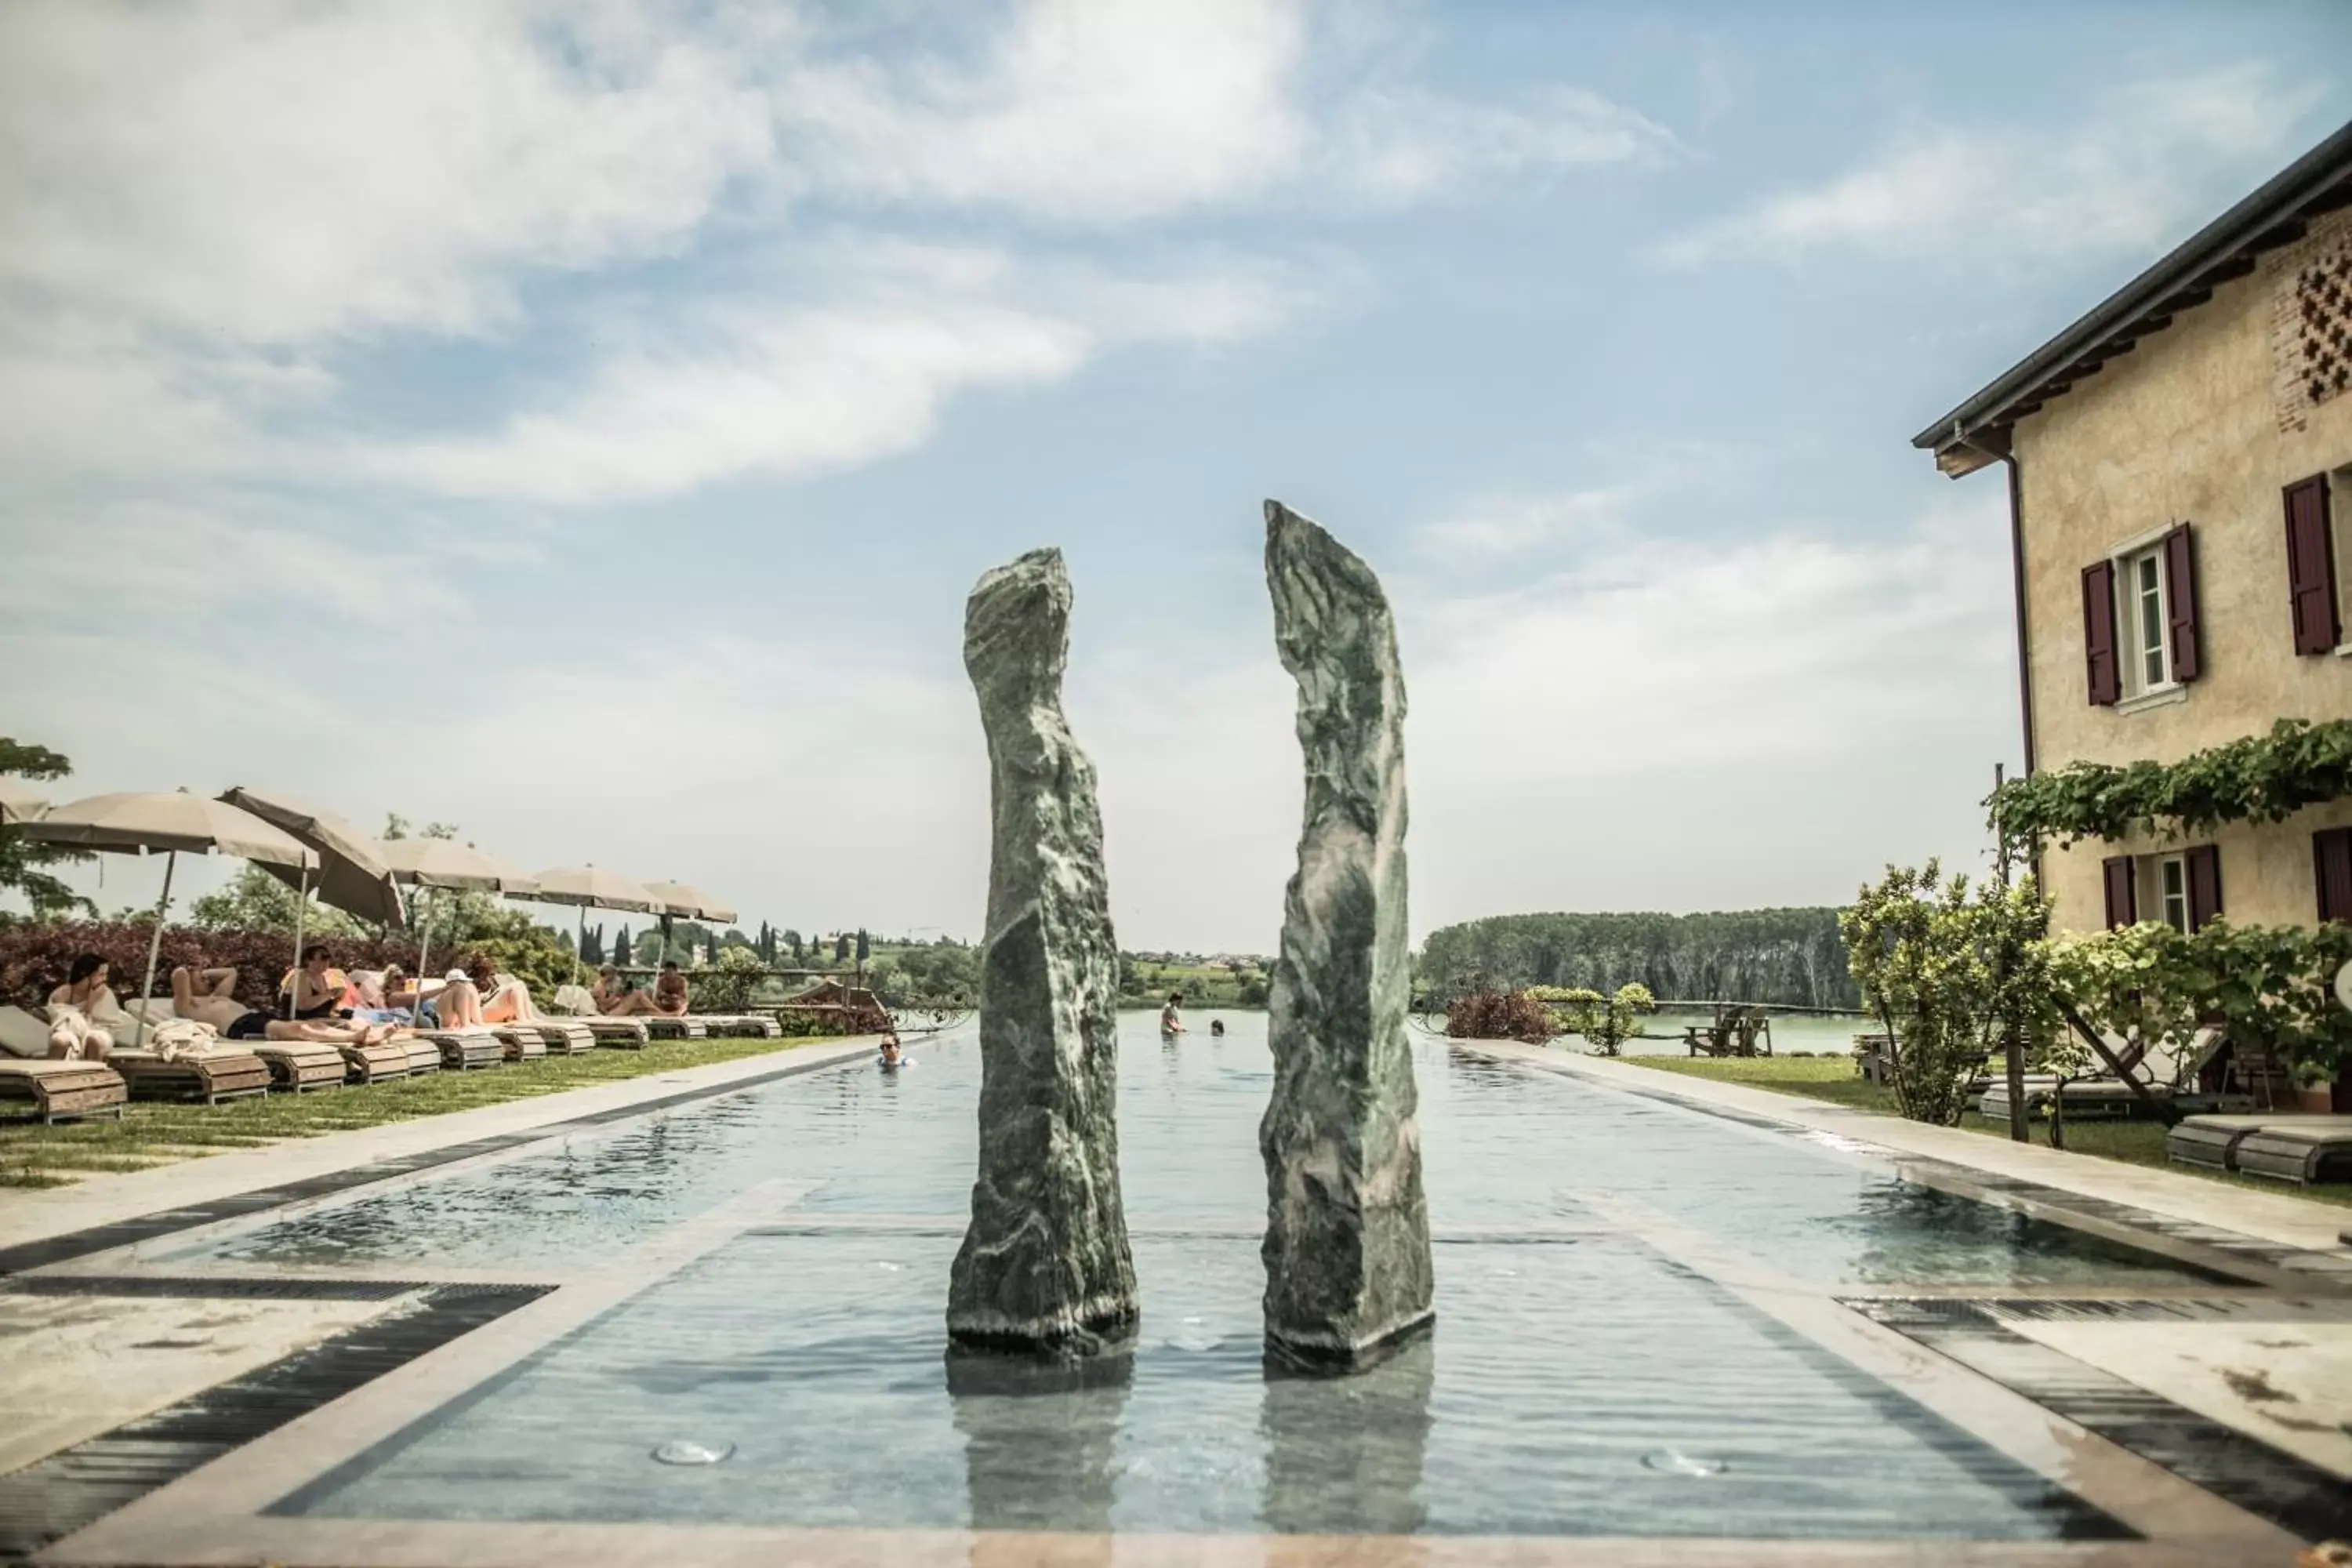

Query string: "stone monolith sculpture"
[948, 548, 1139, 1354]
[1259, 500, 1434, 1367]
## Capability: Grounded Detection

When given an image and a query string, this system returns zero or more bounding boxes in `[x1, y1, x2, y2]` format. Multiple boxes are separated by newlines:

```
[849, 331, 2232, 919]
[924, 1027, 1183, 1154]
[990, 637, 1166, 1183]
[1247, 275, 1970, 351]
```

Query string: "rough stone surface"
[1259, 499, 1435, 1365]
[948, 548, 1138, 1352]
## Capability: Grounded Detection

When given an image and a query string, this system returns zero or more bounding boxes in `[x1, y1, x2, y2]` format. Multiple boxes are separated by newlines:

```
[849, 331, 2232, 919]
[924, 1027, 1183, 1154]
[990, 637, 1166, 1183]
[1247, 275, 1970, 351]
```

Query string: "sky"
[5, 1, 2349, 953]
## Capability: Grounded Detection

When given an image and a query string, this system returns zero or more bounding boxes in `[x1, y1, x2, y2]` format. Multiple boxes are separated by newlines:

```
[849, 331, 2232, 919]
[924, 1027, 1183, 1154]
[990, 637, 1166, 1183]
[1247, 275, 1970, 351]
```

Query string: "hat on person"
[445, 968, 469, 985]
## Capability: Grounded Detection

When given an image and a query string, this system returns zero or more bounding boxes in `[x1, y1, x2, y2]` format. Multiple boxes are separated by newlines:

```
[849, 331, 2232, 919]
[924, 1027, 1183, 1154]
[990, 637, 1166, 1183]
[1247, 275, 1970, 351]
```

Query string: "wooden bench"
[0, 1060, 129, 1123]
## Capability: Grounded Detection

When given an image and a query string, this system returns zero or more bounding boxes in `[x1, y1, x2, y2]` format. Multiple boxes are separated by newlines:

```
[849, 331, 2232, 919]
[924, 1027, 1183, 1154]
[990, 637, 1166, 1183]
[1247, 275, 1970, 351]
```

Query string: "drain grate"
[0, 1283, 548, 1562]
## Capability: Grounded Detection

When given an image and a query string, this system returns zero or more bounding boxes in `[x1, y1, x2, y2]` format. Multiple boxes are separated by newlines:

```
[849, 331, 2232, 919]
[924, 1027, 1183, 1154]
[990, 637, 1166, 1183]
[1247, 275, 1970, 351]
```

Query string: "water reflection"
[1259, 1334, 1436, 1535]
[947, 1348, 1134, 1535]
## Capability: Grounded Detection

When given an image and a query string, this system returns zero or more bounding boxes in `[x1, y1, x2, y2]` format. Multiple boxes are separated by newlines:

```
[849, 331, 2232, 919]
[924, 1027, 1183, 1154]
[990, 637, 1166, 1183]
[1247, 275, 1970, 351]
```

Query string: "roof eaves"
[1912, 118, 2352, 470]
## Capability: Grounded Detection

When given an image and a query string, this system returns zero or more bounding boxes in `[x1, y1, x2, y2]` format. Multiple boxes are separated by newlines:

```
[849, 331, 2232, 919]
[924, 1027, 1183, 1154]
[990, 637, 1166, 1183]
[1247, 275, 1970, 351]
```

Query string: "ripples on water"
[230, 1012, 2161, 1536]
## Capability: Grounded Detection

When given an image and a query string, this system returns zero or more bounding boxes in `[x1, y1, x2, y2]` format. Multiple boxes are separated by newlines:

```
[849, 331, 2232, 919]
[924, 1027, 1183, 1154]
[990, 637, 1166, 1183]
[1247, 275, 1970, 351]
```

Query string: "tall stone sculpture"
[1260, 499, 1434, 1367]
[948, 548, 1139, 1354]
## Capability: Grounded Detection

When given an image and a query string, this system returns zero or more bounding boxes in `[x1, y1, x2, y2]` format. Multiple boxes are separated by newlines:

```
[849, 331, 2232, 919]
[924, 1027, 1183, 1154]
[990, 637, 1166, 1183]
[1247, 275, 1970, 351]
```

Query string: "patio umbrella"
[644, 880, 737, 967]
[528, 865, 660, 983]
[0, 777, 49, 826]
[378, 838, 539, 986]
[221, 788, 407, 1020]
[21, 791, 316, 1047]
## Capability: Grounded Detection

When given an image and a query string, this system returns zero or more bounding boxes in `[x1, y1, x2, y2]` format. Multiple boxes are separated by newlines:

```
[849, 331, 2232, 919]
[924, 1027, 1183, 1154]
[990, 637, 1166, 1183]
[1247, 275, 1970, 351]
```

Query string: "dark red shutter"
[2317, 828, 2352, 922]
[2285, 476, 2340, 655]
[2082, 561, 2119, 706]
[2162, 524, 2201, 682]
[2185, 844, 2223, 931]
[2102, 855, 2136, 928]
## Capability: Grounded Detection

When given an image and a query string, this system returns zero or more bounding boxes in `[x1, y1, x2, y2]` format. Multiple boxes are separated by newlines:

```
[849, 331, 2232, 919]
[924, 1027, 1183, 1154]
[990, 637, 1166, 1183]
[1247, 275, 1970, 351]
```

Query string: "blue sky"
[5, 1, 2348, 950]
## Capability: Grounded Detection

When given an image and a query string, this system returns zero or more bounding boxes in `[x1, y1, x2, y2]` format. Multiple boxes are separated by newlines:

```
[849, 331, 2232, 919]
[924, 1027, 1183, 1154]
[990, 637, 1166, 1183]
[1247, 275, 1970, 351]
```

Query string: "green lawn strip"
[1617, 1054, 2352, 1211]
[0, 1035, 822, 1189]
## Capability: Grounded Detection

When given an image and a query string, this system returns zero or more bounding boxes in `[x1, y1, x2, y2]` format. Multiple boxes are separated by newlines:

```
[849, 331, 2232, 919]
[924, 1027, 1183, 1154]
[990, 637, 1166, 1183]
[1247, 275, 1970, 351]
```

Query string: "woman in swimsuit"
[1160, 991, 1186, 1036]
[435, 961, 542, 1029]
[171, 967, 402, 1046]
[289, 946, 343, 1020]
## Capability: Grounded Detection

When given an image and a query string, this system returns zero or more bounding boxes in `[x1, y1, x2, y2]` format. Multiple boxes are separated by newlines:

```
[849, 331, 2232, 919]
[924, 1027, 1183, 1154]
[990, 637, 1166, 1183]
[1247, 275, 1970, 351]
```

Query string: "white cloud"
[363, 250, 1310, 504]
[1416, 485, 1639, 559]
[1321, 86, 1675, 203]
[1658, 64, 2320, 268]
[0, 0, 775, 344]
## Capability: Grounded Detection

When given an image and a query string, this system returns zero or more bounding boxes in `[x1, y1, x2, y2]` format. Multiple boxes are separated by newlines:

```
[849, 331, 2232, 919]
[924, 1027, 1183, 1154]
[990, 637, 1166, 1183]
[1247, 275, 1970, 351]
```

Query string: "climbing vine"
[1987, 717, 2352, 848]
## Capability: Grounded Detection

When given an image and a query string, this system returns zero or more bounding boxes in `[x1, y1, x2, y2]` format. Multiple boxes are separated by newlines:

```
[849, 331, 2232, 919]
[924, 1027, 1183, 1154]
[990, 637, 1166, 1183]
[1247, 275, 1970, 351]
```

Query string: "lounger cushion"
[0, 1006, 53, 1059]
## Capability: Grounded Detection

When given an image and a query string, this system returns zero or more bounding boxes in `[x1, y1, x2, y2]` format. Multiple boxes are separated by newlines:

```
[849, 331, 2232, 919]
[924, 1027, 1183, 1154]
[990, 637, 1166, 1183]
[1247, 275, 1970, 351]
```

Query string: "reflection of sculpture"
[1260, 1332, 1436, 1533]
[1260, 501, 1436, 1366]
[948, 549, 1139, 1352]
[948, 1351, 1133, 1541]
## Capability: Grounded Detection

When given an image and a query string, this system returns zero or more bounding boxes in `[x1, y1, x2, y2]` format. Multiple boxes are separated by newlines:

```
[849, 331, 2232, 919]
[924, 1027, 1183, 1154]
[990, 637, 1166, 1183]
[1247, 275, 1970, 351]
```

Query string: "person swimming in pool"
[879, 1033, 909, 1070]
[1209, 1018, 1225, 1037]
[1160, 992, 1185, 1036]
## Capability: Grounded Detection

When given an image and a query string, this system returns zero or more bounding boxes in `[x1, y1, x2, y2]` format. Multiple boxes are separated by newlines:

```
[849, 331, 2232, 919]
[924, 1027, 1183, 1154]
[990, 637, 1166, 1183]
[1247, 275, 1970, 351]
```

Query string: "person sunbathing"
[289, 946, 344, 1020]
[654, 960, 690, 1017]
[170, 966, 403, 1046]
[434, 962, 541, 1029]
[47, 953, 125, 1060]
[591, 964, 662, 1017]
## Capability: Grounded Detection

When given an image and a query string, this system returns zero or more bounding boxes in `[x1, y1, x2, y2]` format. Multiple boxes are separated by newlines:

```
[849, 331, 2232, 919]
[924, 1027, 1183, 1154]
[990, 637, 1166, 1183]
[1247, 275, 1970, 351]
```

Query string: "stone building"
[1916, 120, 2352, 937]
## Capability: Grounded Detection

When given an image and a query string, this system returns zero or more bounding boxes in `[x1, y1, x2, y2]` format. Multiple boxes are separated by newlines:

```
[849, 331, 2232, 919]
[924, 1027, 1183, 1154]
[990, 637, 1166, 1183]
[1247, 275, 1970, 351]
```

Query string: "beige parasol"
[0, 777, 49, 826]
[528, 865, 662, 983]
[377, 837, 539, 985]
[643, 880, 737, 967]
[221, 788, 405, 929]
[21, 792, 317, 1045]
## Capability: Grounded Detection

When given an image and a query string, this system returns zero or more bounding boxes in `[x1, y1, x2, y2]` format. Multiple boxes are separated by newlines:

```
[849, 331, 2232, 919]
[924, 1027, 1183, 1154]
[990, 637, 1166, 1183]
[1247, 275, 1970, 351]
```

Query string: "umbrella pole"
[135, 851, 177, 1052]
[286, 863, 310, 1019]
[575, 905, 586, 989]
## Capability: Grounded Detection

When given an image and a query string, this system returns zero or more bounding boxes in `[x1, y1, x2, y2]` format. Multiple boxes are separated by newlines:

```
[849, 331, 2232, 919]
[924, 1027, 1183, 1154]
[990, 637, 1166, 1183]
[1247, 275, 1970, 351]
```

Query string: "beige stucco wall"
[2011, 212, 2352, 934]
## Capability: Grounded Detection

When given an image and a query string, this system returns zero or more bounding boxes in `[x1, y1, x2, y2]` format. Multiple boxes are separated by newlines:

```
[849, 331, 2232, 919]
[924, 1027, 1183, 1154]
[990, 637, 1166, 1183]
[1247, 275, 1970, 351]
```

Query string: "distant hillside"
[1417, 909, 1858, 1011]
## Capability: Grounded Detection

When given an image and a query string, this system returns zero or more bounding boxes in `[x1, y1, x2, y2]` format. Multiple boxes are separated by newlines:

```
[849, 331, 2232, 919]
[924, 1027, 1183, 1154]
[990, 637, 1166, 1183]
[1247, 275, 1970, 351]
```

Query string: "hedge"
[2, 920, 495, 1012]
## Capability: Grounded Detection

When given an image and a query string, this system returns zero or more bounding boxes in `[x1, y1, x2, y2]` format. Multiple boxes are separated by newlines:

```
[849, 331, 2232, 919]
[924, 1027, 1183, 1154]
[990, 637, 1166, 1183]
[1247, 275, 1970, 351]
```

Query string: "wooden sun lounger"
[2166, 1115, 2275, 1173]
[2230, 1116, 2352, 1186]
[107, 1048, 273, 1105]
[339, 1036, 416, 1085]
[491, 1025, 548, 1063]
[514, 1018, 598, 1055]
[0, 1059, 129, 1123]
[576, 1016, 649, 1049]
[702, 1014, 782, 1039]
[639, 1015, 708, 1041]
[249, 1040, 348, 1094]
[416, 1029, 506, 1071]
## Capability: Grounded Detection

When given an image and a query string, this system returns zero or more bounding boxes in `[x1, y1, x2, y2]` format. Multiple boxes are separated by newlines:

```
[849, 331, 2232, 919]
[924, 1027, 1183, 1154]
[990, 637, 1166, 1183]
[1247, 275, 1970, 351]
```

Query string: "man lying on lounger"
[171, 967, 405, 1047]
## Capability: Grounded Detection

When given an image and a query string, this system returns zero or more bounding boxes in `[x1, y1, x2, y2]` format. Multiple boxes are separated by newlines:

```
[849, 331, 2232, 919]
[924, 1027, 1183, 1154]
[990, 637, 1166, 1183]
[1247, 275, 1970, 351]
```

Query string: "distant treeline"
[1417, 909, 1860, 1011]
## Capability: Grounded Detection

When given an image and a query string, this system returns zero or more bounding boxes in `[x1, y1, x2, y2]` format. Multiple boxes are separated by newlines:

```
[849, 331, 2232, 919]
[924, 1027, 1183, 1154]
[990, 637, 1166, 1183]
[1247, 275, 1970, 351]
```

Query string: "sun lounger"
[107, 1047, 273, 1105]
[640, 1014, 709, 1041]
[579, 1016, 650, 1048]
[1979, 1077, 2145, 1123]
[489, 1024, 548, 1063]
[701, 1013, 782, 1039]
[2230, 1116, 2352, 1186]
[392, 1035, 444, 1076]
[0, 1058, 129, 1123]
[415, 1029, 506, 1071]
[509, 1018, 598, 1055]
[249, 1039, 348, 1093]
[337, 1036, 416, 1085]
[2166, 1115, 2276, 1172]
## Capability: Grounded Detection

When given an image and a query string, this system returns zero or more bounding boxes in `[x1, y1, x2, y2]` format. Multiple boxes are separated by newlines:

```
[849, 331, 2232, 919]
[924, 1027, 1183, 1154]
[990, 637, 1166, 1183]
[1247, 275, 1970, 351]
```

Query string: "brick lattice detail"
[2272, 208, 2352, 434]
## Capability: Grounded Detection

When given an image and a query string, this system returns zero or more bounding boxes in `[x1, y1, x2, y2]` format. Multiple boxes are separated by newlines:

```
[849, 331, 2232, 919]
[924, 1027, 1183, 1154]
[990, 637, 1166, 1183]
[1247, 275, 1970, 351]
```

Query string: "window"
[2107, 844, 2223, 932]
[2318, 828, 2352, 922]
[2285, 470, 2347, 655]
[2125, 546, 2169, 691]
[2083, 524, 2199, 707]
[2155, 854, 2189, 932]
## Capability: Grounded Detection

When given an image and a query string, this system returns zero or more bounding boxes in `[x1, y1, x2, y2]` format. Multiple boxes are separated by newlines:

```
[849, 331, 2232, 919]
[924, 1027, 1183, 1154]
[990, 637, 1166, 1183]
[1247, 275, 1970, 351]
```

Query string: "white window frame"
[2105, 523, 2184, 710]
[2151, 853, 2190, 934]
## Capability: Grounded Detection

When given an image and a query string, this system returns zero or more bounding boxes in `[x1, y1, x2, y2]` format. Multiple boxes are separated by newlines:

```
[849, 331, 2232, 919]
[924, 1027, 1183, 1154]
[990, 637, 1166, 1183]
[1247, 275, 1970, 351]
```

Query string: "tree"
[856, 927, 870, 964]
[583, 924, 604, 965]
[188, 864, 363, 937]
[615, 925, 632, 966]
[835, 932, 851, 961]
[785, 928, 803, 961]
[0, 738, 96, 920]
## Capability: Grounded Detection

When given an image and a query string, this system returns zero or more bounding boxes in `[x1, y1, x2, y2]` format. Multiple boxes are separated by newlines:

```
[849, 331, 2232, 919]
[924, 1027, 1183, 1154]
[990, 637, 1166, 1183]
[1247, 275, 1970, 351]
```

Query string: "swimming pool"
[162, 1013, 2212, 1538]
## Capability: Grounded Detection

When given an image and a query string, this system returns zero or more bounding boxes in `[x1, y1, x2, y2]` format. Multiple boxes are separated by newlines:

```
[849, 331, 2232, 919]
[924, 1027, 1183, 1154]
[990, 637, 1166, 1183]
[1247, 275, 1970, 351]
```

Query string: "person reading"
[591, 964, 662, 1017]
[289, 946, 343, 1020]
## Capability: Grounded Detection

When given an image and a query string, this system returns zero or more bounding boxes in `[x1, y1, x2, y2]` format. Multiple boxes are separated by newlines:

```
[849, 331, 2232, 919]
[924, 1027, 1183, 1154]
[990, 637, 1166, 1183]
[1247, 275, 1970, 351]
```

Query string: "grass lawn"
[1624, 1054, 2352, 1211]
[0, 1035, 822, 1190]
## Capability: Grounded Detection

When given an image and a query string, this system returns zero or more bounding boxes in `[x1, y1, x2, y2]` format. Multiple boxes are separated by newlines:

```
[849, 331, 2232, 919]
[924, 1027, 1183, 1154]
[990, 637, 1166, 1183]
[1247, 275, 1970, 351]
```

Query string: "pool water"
[195, 1014, 2188, 1537]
